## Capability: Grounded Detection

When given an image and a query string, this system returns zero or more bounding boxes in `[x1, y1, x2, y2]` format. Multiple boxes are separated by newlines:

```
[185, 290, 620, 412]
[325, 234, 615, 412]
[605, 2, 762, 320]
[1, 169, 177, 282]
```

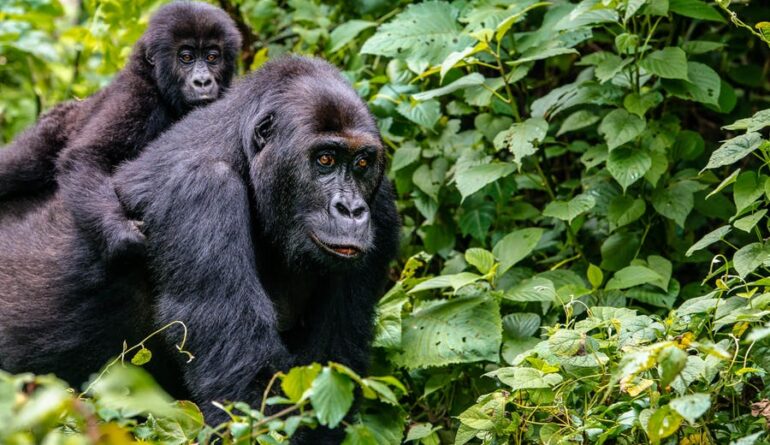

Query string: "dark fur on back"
[0, 1, 240, 260]
[0, 57, 399, 444]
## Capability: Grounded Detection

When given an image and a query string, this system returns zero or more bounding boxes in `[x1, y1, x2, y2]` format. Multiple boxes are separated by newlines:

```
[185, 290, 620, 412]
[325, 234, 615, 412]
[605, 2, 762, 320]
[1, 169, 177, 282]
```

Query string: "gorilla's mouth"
[310, 233, 362, 259]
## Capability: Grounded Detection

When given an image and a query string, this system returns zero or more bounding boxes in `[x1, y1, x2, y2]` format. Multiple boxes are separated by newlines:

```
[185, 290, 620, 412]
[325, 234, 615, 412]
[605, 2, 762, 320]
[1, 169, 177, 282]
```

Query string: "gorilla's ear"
[253, 113, 274, 152]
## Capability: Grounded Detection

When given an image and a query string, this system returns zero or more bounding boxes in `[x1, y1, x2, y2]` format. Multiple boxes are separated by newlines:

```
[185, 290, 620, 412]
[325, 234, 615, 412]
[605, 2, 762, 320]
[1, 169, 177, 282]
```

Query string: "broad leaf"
[733, 242, 770, 278]
[413, 73, 485, 101]
[542, 193, 595, 223]
[310, 368, 355, 428]
[669, 393, 711, 424]
[607, 147, 652, 191]
[599, 108, 646, 150]
[704, 132, 763, 170]
[608, 195, 646, 230]
[493, 228, 544, 274]
[494, 118, 549, 169]
[329, 20, 376, 53]
[606, 265, 664, 290]
[668, 0, 725, 22]
[557, 110, 600, 136]
[395, 296, 502, 368]
[686, 225, 731, 257]
[640, 47, 689, 80]
[397, 100, 441, 129]
[454, 162, 515, 200]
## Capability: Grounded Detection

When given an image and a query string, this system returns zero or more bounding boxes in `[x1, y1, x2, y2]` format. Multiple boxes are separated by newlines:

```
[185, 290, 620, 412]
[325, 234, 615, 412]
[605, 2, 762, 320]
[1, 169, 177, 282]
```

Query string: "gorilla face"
[142, 2, 241, 114]
[247, 70, 386, 269]
[175, 43, 225, 105]
[302, 132, 384, 260]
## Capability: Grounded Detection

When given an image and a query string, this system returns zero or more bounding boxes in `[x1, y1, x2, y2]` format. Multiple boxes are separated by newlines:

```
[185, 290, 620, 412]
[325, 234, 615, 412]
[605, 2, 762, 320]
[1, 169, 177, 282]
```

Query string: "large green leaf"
[397, 100, 441, 129]
[557, 110, 600, 136]
[542, 193, 596, 223]
[704, 132, 763, 170]
[733, 171, 765, 214]
[494, 117, 549, 169]
[608, 195, 646, 230]
[361, 2, 473, 72]
[328, 20, 376, 53]
[282, 363, 321, 403]
[668, 0, 725, 22]
[724, 109, 770, 133]
[599, 108, 646, 150]
[394, 296, 502, 368]
[606, 265, 664, 290]
[686, 225, 731, 257]
[310, 368, 355, 428]
[652, 181, 703, 227]
[733, 242, 770, 278]
[503, 277, 556, 303]
[607, 147, 652, 191]
[492, 228, 544, 274]
[669, 393, 711, 424]
[487, 367, 563, 391]
[454, 162, 515, 200]
[640, 47, 689, 80]
[413, 73, 485, 101]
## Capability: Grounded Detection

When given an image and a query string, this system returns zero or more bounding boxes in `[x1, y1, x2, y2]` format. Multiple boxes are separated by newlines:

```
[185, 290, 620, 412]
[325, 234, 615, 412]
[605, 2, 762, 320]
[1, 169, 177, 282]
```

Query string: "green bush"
[2, 0, 770, 443]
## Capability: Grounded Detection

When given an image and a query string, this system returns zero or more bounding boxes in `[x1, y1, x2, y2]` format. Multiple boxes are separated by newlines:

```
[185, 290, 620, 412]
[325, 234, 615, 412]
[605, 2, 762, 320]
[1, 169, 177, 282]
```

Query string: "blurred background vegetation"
[3, 0, 770, 444]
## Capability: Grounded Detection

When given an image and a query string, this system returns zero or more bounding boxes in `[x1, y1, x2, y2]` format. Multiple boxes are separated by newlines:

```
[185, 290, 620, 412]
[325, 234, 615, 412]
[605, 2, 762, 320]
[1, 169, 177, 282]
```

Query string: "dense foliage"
[2, 0, 770, 443]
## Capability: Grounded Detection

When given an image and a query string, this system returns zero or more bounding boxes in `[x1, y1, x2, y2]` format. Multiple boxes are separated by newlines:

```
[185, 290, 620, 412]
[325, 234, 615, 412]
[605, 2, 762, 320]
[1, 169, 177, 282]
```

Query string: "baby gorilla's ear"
[253, 113, 274, 152]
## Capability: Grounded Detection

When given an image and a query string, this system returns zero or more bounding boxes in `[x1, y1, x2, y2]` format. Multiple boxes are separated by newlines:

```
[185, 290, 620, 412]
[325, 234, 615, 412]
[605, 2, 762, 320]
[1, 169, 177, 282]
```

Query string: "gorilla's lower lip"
[310, 234, 362, 258]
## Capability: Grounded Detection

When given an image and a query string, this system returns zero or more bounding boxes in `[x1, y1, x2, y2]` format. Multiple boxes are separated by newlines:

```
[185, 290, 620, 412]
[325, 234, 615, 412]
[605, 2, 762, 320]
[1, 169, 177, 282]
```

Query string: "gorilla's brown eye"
[317, 154, 335, 167]
[179, 52, 194, 64]
[206, 53, 218, 63]
[356, 158, 368, 169]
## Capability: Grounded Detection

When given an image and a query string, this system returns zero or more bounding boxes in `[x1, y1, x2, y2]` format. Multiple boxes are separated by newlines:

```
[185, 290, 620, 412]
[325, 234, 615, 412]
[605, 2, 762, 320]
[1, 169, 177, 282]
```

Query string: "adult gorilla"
[0, 2, 240, 259]
[0, 57, 399, 437]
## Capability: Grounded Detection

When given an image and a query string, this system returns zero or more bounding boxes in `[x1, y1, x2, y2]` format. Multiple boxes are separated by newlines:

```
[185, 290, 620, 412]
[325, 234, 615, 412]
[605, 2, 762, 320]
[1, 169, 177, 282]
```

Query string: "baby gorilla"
[0, 2, 240, 259]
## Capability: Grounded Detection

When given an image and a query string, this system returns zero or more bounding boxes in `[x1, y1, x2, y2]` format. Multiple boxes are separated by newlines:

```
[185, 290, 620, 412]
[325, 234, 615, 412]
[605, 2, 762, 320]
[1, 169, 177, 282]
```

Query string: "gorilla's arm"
[118, 157, 289, 415]
[55, 91, 157, 257]
[0, 102, 79, 198]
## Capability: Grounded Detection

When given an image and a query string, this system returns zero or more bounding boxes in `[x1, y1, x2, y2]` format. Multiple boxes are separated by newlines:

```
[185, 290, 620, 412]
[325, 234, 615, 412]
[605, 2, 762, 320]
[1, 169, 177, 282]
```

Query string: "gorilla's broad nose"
[193, 76, 213, 88]
[331, 194, 369, 224]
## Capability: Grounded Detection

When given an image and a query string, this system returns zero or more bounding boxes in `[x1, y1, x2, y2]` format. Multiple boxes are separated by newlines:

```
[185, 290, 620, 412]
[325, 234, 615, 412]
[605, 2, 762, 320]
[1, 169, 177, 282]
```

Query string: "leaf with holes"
[493, 118, 548, 169]
[394, 296, 501, 369]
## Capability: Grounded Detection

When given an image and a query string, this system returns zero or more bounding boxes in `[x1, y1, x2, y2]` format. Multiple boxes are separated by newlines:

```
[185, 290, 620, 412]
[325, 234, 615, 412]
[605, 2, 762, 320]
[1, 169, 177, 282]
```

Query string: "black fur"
[0, 57, 400, 443]
[0, 1, 241, 260]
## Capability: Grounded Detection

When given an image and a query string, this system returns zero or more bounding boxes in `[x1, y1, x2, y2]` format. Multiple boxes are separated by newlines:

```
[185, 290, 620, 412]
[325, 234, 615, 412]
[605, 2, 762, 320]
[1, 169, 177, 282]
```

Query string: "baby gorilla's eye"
[356, 158, 368, 169]
[206, 52, 219, 63]
[179, 52, 194, 64]
[317, 154, 335, 167]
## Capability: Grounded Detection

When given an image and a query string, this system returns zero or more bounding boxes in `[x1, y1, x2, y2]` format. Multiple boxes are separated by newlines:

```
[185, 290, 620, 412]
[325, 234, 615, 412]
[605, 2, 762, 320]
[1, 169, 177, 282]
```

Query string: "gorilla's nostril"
[352, 206, 366, 218]
[335, 202, 350, 217]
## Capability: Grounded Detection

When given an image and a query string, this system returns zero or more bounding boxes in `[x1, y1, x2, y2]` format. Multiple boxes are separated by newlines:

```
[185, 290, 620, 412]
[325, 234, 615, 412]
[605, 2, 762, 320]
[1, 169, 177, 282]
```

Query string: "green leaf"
[397, 99, 441, 129]
[686, 225, 731, 257]
[465, 248, 495, 275]
[548, 330, 585, 356]
[282, 363, 322, 403]
[729, 432, 764, 445]
[373, 285, 408, 349]
[733, 171, 765, 214]
[652, 181, 701, 227]
[658, 346, 687, 388]
[682, 40, 726, 54]
[669, 393, 710, 423]
[395, 296, 502, 368]
[640, 47, 689, 80]
[361, 1, 473, 72]
[624, 92, 663, 116]
[494, 118, 549, 169]
[668, 0, 725, 22]
[503, 277, 556, 303]
[606, 265, 663, 290]
[454, 163, 515, 200]
[704, 132, 763, 170]
[599, 108, 646, 150]
[647, 405, 683, 443]
[556, 110, 600, 136]
[405, 423, 440, 442]
[502, 313, 541, 338]
[587, 264, 604, 289]
[608, 195, 646, 230]
[724, 109, 770, 133]
[607, 147, 652, 191]
[154, 401, 205, 443]
[601, 231, 640, 271]
[542, 193, 595, 223]
[733, 242, 770, 278]
[391, 144, 420, 172]
[408, 272, 483, 294]
[131, 347, 152, 366]
[310, 368, 355, 428]
[329, 20, 376, 53]
[734, 210, 766, 233]
[488, 367, 563, 391]
[683, 62, 721, 106]
[413, 73, 485, 101]
[459, 204, 495, 241]
[555, 1, 619, 30]
[492, 228, 544, 274]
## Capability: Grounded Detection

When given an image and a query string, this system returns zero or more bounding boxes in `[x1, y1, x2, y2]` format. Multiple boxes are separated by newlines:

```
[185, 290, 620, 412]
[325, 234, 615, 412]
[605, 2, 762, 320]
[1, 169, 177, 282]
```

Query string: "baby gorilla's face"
[175, 41, 225, 106]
